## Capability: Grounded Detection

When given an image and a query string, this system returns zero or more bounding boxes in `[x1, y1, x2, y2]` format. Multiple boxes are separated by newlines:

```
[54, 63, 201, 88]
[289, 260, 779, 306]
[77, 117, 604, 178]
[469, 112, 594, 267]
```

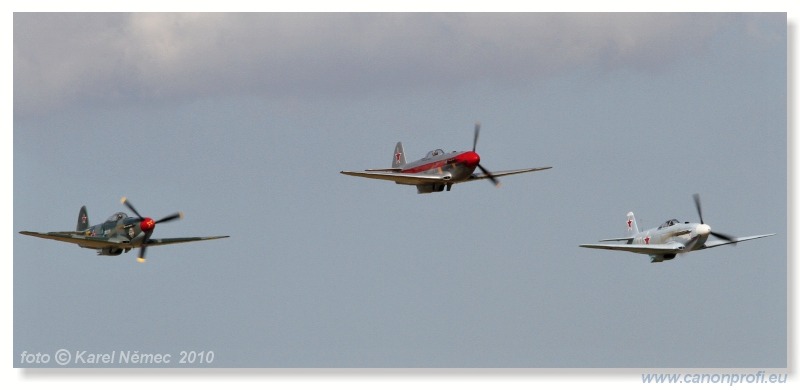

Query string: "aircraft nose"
[140, 217, 156, 232]
[696, 224, 711, 236]
[457, 151, 480, 167]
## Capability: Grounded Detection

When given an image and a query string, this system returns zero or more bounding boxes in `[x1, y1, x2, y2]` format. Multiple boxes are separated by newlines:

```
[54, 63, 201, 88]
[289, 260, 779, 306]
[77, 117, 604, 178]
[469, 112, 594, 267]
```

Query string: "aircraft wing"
[20, 231, 229, 249]
[143, 236, 230, 247]
[340, 170, 452, 185]
[699, 233, 775, 250]
[579, 242, 685, 255]
[465, 166, 552, 182]
[19, 231, 119, 249]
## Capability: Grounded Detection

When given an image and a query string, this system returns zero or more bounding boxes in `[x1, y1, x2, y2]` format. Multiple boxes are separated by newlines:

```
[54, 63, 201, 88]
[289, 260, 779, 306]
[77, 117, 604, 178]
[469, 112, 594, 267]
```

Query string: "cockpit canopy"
[424, 149, 445, 159]
[106, 212, 128, 222]
[658, 219, 682, 229]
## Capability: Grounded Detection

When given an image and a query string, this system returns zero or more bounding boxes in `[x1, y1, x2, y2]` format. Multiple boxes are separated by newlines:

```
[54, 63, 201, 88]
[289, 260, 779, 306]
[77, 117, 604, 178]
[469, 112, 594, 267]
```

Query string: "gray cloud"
[15, 13, 736, 117]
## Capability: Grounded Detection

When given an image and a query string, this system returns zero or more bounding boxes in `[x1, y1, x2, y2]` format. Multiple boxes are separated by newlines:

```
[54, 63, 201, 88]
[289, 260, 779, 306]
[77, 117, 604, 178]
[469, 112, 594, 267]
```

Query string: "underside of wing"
[465, 166, 552, 182]
[340, 170, 451, 185]
[20, 231, 229, 249]
[700, 233, 776, 250]
[579, 242, 684, 255]
[19, 231, 119, 249]
[144, 235, 230, 247]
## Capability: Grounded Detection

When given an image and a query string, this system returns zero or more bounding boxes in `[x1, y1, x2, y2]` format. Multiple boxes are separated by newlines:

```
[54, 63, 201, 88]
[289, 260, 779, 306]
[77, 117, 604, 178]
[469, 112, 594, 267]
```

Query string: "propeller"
[472, 122, 500, 187]
[692, 193, 736, 243]
[472, 122, 480, 152]
[121, 197, 183, 263]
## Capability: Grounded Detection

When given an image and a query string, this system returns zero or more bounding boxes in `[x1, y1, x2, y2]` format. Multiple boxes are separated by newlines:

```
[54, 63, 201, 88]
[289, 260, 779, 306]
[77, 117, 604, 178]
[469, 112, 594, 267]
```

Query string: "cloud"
[14, 13, 740, 117]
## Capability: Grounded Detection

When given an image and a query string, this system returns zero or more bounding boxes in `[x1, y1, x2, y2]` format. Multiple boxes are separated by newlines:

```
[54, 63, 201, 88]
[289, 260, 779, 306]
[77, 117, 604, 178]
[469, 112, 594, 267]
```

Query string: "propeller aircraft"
[340, 122, 551, 193]
[19, 197, 229, 263]
[579, 194, 774, 263]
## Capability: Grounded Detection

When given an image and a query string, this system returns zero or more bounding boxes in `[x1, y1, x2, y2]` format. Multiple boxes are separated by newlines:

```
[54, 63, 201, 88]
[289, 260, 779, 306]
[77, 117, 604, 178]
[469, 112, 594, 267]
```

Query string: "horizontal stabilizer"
[598, 237, 634, 243]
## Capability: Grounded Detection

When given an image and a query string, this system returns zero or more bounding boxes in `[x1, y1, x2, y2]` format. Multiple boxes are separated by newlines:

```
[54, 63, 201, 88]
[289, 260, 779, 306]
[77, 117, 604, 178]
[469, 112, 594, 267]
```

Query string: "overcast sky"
[9, 9, 788, 378]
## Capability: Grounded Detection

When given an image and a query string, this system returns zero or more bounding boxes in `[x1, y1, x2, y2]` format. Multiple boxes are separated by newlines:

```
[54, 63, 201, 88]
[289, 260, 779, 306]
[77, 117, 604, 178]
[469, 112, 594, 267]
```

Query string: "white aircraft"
[580, 194, 774, 263]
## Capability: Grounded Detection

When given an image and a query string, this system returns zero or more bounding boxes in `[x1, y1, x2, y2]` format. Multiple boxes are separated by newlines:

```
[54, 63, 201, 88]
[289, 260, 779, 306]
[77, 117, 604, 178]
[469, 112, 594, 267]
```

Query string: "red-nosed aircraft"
[340, 123, 551, 193]
[19, 197, 229, 263]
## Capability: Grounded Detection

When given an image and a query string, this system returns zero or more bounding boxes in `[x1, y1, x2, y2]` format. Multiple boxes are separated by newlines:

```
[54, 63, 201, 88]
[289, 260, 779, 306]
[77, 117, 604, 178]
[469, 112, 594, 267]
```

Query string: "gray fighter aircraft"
[580, 194, 774, 263]
[19, 197, 229, 263]
[340, 123, 551, 193]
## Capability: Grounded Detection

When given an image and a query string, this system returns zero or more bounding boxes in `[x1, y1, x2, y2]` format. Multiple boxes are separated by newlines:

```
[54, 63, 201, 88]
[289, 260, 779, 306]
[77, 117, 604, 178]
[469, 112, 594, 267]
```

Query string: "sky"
[7, 6, 791, 382]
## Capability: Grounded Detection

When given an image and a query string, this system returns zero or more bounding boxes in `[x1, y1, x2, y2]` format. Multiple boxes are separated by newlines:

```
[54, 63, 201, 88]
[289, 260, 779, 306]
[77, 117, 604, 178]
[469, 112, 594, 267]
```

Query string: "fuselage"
[400, 149, 480, 182]
[81, 212, 152, 253]
[634, 219, 712, 261]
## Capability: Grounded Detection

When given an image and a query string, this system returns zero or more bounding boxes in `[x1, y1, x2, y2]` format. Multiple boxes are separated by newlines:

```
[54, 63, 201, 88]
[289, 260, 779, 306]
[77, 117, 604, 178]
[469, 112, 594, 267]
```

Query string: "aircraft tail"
[77, 206, 89, 231]
[392, 142, 406, 168]
[626, 211, 639, 235]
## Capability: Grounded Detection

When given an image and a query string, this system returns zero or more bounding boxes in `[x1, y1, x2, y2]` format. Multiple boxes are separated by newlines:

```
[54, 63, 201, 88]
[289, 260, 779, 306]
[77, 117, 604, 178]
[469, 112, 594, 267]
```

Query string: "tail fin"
[392, 142, 406, 168]
[77, 206, 89, 231]
[626, 211, 639, 235]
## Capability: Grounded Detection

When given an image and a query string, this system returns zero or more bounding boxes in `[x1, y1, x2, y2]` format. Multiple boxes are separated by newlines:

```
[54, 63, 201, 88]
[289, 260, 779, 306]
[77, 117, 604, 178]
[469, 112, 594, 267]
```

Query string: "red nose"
[456, 151, 480, 167]
[140, 218, 156, 232]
